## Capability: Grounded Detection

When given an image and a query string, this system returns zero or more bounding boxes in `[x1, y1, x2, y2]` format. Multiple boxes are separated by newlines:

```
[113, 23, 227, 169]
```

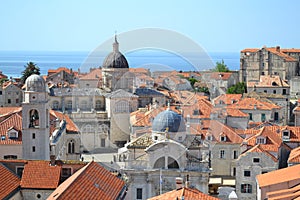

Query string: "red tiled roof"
[245, 145, 278, 162]
[0, 107, 22, 116]
[50, 110, 79, 132]
[0, 72, 8, 79]
[48, 67, 74, 75]
[48, 161, 125, 200]
[0, 112, 22, 145]
[79, 68, 102, 80]
[247, 75, 289, 88]
[267, 184, 300, 199]
[0, 163, 20, 199]
[228, 97, 280, 110]
[281, 48, 300, 53]
[213, 94, 242, 105]
[207, 120, 243, 144]
[129, 68, 150, 74]
[20, 160, 61, 189]
[241, 48, 260, 53]
[257, 164, 300, 188]
[267, 48, 297, 62]
[209, 72, 232, 80]
[148, 187, 220, 200]
[288, 146, 300, 163]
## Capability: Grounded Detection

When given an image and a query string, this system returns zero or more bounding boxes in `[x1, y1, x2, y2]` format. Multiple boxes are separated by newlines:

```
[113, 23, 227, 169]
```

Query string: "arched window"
[29, 109, 39, 128]
[167, 157, 179, 169]
[95, 100, 102, 110]
[52, 101, 59, 110]
[66, 100, 72, 110]
[154, 157, 165, 169]
[99, 124, 109, 133]
[68, 140, 75, 154]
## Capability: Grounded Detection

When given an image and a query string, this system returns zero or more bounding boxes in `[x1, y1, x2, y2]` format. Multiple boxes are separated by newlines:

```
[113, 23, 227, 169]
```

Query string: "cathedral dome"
[102, 35, 129, 69]
[152, 108, 186, 132]
[25, 74, 46, 92]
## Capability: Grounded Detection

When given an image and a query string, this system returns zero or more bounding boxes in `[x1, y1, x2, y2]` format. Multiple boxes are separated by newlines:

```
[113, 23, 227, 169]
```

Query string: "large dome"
[25, 74, 46, 92]
[152, 109, 186, 132]
[102, 35, 129, 69]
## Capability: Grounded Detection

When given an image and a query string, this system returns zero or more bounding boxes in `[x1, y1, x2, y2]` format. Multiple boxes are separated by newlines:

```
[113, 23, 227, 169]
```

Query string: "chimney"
[50, 155, 56, 166]
[175, 177, 183, 189]
[185, 174, 190, 188]
[276, 46, 280, 52]
[55, 118, 60, 129]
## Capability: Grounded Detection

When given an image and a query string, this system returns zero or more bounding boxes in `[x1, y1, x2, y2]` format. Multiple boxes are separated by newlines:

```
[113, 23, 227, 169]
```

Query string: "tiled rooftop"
[20, 160, 61, 189]
[228, 97, 280, 110]
[0, 163, 20, 199]
[247, 75, 289, 88]
[48, 161, 125, 200]
[148, 187, 220, 200]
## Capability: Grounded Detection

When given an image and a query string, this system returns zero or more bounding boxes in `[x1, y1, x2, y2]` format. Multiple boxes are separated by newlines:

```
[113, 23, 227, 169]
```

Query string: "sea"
[0, 51, 240, 78]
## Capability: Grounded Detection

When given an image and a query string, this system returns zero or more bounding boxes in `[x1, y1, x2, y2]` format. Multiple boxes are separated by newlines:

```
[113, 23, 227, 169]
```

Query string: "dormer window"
[193, 109, 200, 115]
[8, 132, 18, 139]
[256, 136, 266, 144]
[220, 135, 227, 142]
[206, 134, 213, 141]
[219, 100, 225, 105]
[1, 136, 5, 140]
[282, 130, 290, 141]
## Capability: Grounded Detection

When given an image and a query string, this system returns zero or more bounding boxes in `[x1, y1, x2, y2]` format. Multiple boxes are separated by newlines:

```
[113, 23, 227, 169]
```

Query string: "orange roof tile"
[0, 107, 22, 116]
[213, 94, 242, 105]
[50, 110, 79, 132]
[241, 48, 260, 53]
[79, 68, 102, 80]
[228, 97, 280, 110]
[0, 112, 22, 145]
[244, 145, 278, 162]
[148, 187, 220, 200]
[267, 48, 297, 62]
[48, 67, 74, 75]
[267, 184, 300, 199]
[257, 164, 300, 188]
[129, 68, 150, 74]
[288, 146, 300, 163]
[209, 72, 232, 80]
[0, 163, 20, 199]
[20, 160, 61, 189]
[207, 120, 243, 144]
[281, 48, 300, 53]
[48, 161, 125, 200]
[247, 75, 289, 88]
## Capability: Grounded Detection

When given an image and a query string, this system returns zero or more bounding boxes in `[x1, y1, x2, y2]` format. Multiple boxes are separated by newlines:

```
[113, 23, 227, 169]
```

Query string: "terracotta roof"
[267, 48, 297, 62]
[0, 107, 22, 116]
[0, 72, 8, 79]
[181, 98, 212, 119]
[79, 68, 102, 80]
[0, 163, 20, 199]
[267, 184, 300, 199]
[257, 164, 300, 188]
[20, 160, 61, 189]
[48, 161, 125, 200]
[247, 75, 289, 88]
[129, 68, 150, 74]
[288, 146, 300, 163]
[213, 94, 242, 105]
[207, 120, 243, 144]
[209, 72, 232, 80]
[211, 107, 248, 118]
[48, 67, 74, 75]
[241, 48, 260, 53]
[50, 110, 79, 133]
[244, 144, 278, 162]
[0, 112, 22, 145]
[281, 48, 300, 53]
[148, 187, 220, 200]
[228, 97, 280, 110]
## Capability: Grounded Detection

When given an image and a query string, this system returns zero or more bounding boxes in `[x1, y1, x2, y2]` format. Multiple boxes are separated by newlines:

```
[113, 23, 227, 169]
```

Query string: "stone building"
[0, 81, 23, 107]
[240, 46, 300, 83]
[117, 108, 210, 200]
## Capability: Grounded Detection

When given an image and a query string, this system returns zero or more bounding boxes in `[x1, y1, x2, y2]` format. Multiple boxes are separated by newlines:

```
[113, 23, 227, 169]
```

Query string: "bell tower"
[22, 74, 50, 160]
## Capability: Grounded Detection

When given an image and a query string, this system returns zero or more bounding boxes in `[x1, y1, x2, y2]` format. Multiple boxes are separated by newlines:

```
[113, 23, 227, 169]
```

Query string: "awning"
[223, 179, 236, 186]
[209, 177, 222, 184]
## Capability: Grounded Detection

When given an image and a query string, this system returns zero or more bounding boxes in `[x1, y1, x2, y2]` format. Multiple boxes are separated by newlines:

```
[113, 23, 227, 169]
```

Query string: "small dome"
[25, 74, 46, 92]
[102, 34, 129, 69]
[152, 109, 186, 132]
[102, 51, 129, 69]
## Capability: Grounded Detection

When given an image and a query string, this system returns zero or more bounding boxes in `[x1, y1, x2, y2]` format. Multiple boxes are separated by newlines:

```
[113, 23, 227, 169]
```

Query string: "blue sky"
[0, 0, 299, 52]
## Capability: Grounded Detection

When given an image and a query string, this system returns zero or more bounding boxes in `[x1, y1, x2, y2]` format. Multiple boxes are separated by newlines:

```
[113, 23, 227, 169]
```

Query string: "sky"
[0, 0, 300, 52]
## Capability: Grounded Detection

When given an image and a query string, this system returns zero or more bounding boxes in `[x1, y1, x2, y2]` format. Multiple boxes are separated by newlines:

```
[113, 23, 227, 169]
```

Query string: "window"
[244, 170, 251, 177]
[52, 101, 59, 110]
[261, 72, 265, 75]
[193, 109, 200, 115]
[32, 146, 36, 152]
[233, 150, 238, 159]
[220, 150, 225, 159]
[16, 167, 24, 177]
[32, 133, 35, 139]
[66, 101, 72, 110]
[29, 109, 39, 128]
[62, 168, 72, 177]
[233, 167, 236, 176]
[241, 184, 252, 193]
[220, 135, 226, 142]
[253, 158, 260, 163]
[154, 136, 158, 140]
[274, 112, 279, 121]
[4, 155, 17, 159]
[283, 89, 287, 95]
[95, 100, 102, 110]
[8, 132, 18, 139]
[273, 90, 276, 94]
[68, 140, 75, 154]
[261, 113, 266, 122]
[249, 113, 253, 120]
[0, 91, 2, 95]
[8, 99, 11, 104]
[283, 130, 290, 137]
[178, 136, 182, 141]
[16, 99, 19, 104]
[136, 188, 143, 199]
[264, 90, 267, 93]
[80, 100, 88, 110]
[256, 137, 266, 144]
[101, 138, 105, 147]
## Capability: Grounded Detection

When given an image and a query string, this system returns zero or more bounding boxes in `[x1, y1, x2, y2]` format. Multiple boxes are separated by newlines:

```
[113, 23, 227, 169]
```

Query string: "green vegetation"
[188, 77, 198, 87]
[21, 62, 40, 84]
[227, 82, 246, 94]
[213, 60, 230, 72]
[0, 78, 8, 85]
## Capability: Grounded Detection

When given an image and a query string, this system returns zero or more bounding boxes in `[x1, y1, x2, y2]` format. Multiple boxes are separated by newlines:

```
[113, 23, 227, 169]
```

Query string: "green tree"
[227, 82, 246, 94]
[21, 62, 40, 84]
[213, 60, 230, 72]
[188, 77, 198, 87]
[0, 78, 8, 85]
